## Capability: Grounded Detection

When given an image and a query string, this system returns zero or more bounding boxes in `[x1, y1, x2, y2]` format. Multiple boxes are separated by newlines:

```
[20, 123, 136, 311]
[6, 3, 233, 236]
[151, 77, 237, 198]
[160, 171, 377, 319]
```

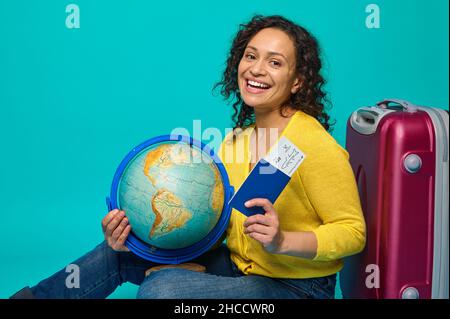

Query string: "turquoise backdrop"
[0, 0, 448, 298]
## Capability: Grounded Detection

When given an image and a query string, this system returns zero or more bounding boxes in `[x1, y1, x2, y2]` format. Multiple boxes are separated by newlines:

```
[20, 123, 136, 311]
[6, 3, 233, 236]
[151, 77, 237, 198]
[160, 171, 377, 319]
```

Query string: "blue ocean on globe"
[117, 141, 225, 249]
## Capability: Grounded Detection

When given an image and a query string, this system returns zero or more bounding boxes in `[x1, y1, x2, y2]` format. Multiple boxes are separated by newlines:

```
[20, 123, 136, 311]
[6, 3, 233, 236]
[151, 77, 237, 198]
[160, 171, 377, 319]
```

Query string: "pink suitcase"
[340, 99, 449, 299]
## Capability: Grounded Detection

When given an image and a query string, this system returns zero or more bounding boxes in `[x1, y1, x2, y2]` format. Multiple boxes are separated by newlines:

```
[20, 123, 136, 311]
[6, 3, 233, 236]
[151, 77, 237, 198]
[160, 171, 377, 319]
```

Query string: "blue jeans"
[137, 267, 336, 299]
[25, 241, 336, 299]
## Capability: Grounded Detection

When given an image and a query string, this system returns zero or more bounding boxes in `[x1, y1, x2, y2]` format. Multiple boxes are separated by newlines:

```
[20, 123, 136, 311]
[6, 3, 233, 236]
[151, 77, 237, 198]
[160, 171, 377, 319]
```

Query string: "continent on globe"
[143, 144, 172, 186]
[210, 164, 225, 213]
[149, 188, 192, 239]
[143, 144, 198, 186]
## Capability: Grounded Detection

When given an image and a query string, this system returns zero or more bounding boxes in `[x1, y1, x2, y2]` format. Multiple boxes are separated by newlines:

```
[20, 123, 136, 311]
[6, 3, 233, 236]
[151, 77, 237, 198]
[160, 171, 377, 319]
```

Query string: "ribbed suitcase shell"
[340, 99, 448, 299]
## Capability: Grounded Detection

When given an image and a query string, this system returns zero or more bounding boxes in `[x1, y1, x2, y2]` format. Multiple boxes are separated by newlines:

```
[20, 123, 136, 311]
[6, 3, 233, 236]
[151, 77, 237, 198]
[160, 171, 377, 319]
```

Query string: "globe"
[107, 135, 232, 263]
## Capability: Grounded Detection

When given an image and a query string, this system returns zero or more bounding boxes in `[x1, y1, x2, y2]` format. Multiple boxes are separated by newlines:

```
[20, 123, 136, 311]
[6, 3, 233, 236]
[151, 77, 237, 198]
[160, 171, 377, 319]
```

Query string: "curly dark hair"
[214, 14, 333, 132]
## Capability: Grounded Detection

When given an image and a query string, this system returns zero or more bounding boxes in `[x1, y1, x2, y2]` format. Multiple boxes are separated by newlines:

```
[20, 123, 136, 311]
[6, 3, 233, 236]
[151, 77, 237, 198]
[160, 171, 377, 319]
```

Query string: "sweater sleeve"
[299, 136, 366, 262]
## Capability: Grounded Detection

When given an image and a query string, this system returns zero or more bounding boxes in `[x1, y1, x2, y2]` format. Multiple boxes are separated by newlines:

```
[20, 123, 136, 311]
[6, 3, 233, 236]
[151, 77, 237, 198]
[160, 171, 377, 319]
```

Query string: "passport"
[228, 136, 306, 216]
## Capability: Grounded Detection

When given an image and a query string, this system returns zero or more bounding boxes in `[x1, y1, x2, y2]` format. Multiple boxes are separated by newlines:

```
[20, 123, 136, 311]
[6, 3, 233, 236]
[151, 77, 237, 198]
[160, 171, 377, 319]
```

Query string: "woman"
[136, 14, 366, 299]
[10, 15, 365, 299]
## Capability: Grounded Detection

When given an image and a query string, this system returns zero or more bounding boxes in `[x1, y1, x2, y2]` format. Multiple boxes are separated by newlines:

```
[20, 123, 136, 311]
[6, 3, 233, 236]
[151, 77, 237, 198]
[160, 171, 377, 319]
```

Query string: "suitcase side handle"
[376, 98, 418, 113]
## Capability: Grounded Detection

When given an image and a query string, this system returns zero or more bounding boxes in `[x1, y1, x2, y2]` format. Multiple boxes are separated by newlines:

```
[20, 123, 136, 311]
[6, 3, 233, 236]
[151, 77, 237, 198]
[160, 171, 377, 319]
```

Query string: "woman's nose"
[249, 60, 267, 76]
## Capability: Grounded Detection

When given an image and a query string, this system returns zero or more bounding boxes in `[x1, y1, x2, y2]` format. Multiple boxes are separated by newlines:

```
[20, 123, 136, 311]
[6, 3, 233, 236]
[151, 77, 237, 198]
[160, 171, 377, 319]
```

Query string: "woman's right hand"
[102, 209, 131, 252]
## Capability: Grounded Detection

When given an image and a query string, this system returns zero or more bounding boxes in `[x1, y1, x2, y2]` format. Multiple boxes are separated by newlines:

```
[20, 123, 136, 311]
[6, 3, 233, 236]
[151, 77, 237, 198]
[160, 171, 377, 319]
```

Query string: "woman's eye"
[245, 53, 256, 60]
[270, 60, 281, 67]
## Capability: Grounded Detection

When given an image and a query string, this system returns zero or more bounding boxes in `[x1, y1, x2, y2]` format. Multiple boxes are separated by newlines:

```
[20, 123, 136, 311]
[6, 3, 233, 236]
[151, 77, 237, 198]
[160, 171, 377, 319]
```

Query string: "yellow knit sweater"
[218, 111, 366, 278]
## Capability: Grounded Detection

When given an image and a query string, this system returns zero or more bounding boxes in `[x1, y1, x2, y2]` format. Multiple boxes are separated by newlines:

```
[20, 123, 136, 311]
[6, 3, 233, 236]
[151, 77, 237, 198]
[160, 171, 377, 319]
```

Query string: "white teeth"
[248, 80, 270, 88]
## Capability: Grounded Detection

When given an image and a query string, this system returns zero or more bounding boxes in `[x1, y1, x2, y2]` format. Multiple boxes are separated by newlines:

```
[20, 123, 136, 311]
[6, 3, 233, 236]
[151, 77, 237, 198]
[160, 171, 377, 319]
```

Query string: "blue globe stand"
[105, 134, 234, 264]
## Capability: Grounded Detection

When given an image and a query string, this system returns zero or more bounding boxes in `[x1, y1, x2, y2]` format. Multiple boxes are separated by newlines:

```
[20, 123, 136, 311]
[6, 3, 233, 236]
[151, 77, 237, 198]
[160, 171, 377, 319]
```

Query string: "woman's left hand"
[243, 198, 284, 254]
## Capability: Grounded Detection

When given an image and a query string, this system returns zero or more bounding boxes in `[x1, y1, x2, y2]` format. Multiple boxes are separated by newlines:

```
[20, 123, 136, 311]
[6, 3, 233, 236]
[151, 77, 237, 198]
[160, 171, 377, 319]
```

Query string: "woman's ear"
[291, 76, 302, 94]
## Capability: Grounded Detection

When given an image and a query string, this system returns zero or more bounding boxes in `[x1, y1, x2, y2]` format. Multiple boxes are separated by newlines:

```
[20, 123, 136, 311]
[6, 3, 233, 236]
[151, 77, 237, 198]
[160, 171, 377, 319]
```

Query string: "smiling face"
[237, 28, 301, 113]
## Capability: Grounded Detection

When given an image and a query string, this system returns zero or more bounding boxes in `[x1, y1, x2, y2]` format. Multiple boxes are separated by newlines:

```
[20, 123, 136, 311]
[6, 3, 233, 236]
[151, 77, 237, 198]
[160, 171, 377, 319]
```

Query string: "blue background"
[0, 0, 448, 298]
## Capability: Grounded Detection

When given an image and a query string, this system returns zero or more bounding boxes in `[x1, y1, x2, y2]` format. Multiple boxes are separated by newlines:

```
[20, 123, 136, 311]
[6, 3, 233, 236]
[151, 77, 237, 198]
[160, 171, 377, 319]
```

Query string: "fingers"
[244, 198, 274, 213]
[243, 214, 271, 227]
[105, 210, 125, 237]
[244, 223, 271, 235]
[247, 232, 270, 245]
[102, 209, 131, 252]
[101, 209, 120, 232]
[243, 198, 282, 253]
[111, 216, 129, 240]
[114, 225, 131, 251]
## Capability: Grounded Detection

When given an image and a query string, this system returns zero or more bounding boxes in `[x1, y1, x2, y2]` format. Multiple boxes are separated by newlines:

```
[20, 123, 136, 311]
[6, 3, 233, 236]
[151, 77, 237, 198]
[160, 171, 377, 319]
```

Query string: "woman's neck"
[254, 106, 296, 132]
[248, 106, 297, 170]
